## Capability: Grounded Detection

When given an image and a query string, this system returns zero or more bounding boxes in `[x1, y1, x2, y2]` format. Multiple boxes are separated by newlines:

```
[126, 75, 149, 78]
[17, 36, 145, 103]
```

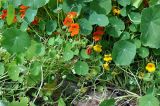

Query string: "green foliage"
[112, 40, 136, 65]
[141, 4, 160, 48]
[99, 99, 115, 106]
[89, 12, 109, 26]
[0, 0, 160, 105]
[139, 94, 159, 106]
[74, 61, 89, 75]
[2, 28, 31, 54]
[90, 0, 112, 15]
[6, 4, 15, 25]
[78, 18, 93, 35]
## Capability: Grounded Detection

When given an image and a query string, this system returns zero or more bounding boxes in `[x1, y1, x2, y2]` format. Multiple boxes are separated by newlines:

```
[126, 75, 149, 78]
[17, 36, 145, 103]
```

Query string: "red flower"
[92, 26, 105, 41]
[32, 17, 39, 25]
[86, 47, 92, 55]
[68, 23, 79, 37]
[0, 9, 7, 19]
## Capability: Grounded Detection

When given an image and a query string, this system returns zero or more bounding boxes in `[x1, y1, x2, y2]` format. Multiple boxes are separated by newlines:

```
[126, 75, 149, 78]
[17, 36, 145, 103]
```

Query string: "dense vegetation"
[0, 0, 160, 106]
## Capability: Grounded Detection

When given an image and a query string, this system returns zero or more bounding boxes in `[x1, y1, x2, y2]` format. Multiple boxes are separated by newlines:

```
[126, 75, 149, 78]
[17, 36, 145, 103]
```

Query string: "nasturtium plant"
[139, 94, 159, 106]
[25, 8, 37, 23]
[7, 62, 20, 81]
[89, 12, 109, 26]
[112, 40, 136, 65]
[107, 16, 125, 38]
[90, 0, 112, 15]
[0, 0, 160, 105]
[2, 28, 31, 54]
[78, 18, 93, 35]
[6, 4, 15, 25]
[46, 20, 57, 35]
[141, 4, 160, 48]
[74, 61, 89, 75]
[21, 0, 49, 9]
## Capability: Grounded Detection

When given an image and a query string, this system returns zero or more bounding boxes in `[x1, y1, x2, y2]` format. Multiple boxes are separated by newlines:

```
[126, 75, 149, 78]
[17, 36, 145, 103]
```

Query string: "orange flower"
[63, 17, 73, 27]
[19, 5, 29, 18]
[69, 23, 79, 37]
[67, 12, 77, 19]
[0, 9, 7, 19]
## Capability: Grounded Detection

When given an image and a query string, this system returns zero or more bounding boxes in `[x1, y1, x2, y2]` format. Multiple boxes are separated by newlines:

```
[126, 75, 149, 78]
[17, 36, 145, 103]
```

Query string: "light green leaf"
[78, 18, 93, 35]
[89, 12, 109, 27]
[131, 0, 143, 8]
[21, 0, 49, 9]
[139, 94, 159, 106]
[2, 28, 31, 54]
[90, 0, 112, 15]
[99, 99, 115, 106]
[137, 47, 149, 58]
[107, 16, 125, 38]
[7, 4, 15, 25]
[117, 0, 131, 7]
[80, 49, 90, 59]
[128, 12, 141, 24]
[112, 40, 136, 65]
[63, 49, 74, 61]
[74, 61, 89, 75]
[141, 5, 160, 48]
[30, 62, 42, 76]
[25, 8, 37, 23]
[7, 62, 20, 81]
[58, 98, 66, 106]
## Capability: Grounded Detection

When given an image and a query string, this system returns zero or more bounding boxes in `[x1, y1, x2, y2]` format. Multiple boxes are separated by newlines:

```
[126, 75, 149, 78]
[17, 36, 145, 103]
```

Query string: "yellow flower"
[112, 7, 120, 15]
[93, 44, 102, 53]
[103, 62, 110, 71]
[145, 63, 156, 73]
[103, 54, 112, 62]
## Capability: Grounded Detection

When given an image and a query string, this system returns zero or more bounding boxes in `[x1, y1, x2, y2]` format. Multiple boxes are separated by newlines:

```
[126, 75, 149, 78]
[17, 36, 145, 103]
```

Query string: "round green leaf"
[137, 47, 149, 58]
[139, 94, 159, 106]
[74, 61, 89, 75]
[25, 8, 37, 23]
[141, 5, 160, 48]
[112, 40, 136, 65]
[25, 40, 45, 59]
[80, 49, 90, 59]
[78, 18, 93, 35]
[7, 62, 20, 81]
[128, 12, 141, 24]
[117, 0, 131, 7]
[30, 62, 41, 76]
[63, 49, 74, 61]
[90, 0, 112, 15]
[2, 28, 31, 54]
[21, 0, 49, 9]
[107, 16, 125, 38]
[46, 20, 57, 35]
[89, 12, 109, 27]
